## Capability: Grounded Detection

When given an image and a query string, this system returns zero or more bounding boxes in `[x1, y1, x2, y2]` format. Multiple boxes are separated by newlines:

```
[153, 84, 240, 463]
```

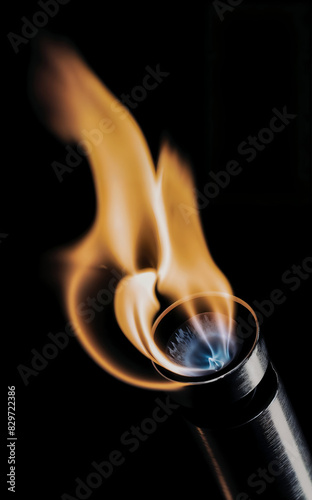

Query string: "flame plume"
[33, 38, 234, 390]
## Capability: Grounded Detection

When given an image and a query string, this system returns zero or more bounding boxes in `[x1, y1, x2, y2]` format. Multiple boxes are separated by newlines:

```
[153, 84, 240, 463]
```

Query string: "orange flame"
[33, 38, 234, 390]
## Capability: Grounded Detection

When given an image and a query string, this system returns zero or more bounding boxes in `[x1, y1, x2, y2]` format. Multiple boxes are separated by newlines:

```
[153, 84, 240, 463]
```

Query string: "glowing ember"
[32, 38, 235, 390]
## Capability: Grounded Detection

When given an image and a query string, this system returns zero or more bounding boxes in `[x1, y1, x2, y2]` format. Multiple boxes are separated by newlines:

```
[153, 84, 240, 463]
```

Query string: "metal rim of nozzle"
[152, 292, 270, 407]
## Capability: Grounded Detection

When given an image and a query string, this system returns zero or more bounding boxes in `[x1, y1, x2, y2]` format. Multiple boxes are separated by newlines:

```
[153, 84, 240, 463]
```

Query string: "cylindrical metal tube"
[152, 293, 312, 500]
[189, 365, 312, 500]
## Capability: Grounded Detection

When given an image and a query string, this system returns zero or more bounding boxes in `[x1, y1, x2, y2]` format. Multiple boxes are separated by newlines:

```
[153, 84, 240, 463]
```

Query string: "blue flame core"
[166, 313, 236, 376]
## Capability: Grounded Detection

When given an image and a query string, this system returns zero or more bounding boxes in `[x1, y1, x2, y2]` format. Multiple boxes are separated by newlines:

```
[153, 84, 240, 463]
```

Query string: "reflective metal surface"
[190, 366, 312, 499]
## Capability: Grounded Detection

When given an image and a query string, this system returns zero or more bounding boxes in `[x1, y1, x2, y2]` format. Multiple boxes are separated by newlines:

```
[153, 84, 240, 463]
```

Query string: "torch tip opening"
[152, 292, 259, 385]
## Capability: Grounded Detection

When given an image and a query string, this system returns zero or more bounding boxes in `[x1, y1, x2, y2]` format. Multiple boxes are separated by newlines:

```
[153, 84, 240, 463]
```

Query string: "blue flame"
[166, 313, 236, 376]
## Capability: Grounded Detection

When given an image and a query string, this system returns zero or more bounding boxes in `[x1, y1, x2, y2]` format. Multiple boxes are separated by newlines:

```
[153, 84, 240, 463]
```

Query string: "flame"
[33, 38, 234, 389]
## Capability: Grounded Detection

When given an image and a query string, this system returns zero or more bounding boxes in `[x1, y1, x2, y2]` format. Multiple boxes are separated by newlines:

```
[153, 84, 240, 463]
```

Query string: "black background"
[2, 1, 312, 499]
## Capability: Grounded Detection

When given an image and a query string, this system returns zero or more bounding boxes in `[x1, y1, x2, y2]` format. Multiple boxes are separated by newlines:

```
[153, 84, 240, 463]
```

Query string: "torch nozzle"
[152, 293, 312, 499]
